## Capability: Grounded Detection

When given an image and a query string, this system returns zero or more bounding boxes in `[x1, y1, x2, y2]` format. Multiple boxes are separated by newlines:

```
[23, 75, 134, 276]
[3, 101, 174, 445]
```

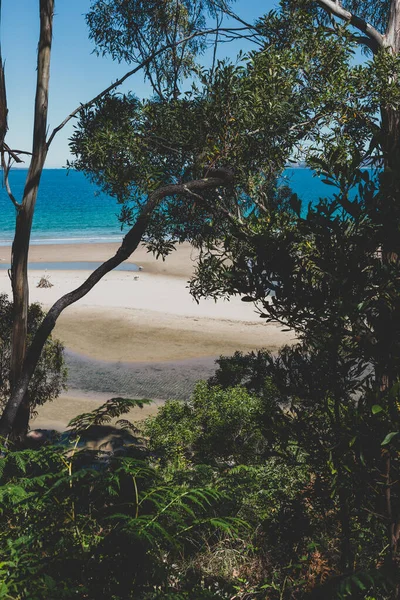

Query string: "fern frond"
[67, 397, 152, 434]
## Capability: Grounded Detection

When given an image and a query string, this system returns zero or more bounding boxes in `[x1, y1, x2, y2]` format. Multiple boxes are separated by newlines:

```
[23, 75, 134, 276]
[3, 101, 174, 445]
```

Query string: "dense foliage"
[4, 0, 400, 596]
[0, 397, 246, 600]
[67, 0, 400, 593]
[0, 378, 394, 598]
[144, 375, 395, 598]
[0, 294, 66, 417]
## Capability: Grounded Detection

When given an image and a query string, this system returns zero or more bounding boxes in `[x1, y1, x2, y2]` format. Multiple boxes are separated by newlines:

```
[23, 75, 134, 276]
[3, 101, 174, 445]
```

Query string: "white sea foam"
[0, 235, 124, 247]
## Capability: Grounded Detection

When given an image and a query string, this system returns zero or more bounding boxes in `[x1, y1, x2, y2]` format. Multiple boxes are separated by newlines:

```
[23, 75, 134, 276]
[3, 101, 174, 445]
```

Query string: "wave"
[0, 235, 124, 247]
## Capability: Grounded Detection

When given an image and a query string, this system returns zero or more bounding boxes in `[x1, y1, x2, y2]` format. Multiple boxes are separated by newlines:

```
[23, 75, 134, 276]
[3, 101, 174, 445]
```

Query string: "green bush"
[0, 397, 241, 600]
[0, 294, 66, 416]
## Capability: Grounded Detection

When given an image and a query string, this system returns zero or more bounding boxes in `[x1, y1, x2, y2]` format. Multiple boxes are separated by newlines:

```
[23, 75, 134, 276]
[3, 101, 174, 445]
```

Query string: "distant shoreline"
[0, 261, 139, 272]
[0, 168, 336, 250]
[0, 236, 124, 247]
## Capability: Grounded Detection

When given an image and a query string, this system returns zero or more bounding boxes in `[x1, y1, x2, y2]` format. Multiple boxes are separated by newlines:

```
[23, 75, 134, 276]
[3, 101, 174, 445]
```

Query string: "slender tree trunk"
[370, 6, 400, 589]
[10, 207, 33, 440]
[9, 0, 53, 442]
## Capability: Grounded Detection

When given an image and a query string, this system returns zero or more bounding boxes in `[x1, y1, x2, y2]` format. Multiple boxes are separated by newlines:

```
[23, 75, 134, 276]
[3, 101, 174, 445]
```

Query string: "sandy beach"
[0, 241, 199, 278]
[0, 242, 295, 429]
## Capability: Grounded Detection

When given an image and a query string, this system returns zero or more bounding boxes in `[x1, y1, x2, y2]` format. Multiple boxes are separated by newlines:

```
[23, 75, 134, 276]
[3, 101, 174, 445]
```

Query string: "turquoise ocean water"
[0, 168, 334, 246]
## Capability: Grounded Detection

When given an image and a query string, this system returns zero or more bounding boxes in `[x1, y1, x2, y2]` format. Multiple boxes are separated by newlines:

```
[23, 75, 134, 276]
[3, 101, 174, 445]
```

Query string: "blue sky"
[2, 0, 271, 168]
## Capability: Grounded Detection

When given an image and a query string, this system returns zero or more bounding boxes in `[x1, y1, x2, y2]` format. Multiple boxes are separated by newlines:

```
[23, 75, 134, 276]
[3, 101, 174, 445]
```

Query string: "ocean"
[0, 168, 334, 246]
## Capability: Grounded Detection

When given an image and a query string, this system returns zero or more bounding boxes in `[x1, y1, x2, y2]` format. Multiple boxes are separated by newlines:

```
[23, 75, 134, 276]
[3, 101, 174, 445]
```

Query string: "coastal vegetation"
[2, 0, 400, 598]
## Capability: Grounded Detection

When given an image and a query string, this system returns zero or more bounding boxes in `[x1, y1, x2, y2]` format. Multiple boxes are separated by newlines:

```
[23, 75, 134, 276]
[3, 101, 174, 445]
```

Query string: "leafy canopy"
[87, 0, 234, 99]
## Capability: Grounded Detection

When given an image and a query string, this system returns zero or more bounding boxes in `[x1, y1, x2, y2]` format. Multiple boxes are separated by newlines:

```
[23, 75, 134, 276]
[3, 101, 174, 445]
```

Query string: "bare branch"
[4, 147, 32, 157]
[220, 6, 264, 36]
[3, 143, 26, 163]
[1, 154, 21, 209]
[350, 35, 379, 53]
[0, 1, 8, 153]
[0, 61, 7, 149]
[210, 13, 223, 79]
[315, 0, 384, 53]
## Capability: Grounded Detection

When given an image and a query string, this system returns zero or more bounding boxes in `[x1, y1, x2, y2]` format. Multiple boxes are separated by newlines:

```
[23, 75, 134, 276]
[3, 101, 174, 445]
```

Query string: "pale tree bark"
[0, 170, 233, 439]
[316, 0, 384, 52]
[8, 0, 53, 442]
[385, 0, 400, 51]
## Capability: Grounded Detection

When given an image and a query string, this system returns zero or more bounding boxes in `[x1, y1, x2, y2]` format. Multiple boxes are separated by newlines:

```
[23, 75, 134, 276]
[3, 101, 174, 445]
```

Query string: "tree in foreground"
[0, 396, 245, 599]
[0, 0, 246, 441]
[68, 0, 400, 594]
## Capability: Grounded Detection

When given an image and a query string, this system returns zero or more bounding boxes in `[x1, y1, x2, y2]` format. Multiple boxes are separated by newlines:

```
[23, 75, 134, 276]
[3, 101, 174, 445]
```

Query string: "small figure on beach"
[37, 274, 53, 288]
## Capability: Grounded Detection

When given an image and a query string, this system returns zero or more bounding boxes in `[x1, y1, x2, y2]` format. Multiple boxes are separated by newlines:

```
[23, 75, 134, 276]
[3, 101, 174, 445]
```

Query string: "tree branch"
[0, 169, 234, 439]
[315, 0, 384, 53]
[0, 1, 8, 153]
[46, 26, 249, 149]
[1, 153, 21, 209]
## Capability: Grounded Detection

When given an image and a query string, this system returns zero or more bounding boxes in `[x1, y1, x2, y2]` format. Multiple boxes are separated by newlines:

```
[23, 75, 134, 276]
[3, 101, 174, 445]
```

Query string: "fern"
[67, 396, 152, 433]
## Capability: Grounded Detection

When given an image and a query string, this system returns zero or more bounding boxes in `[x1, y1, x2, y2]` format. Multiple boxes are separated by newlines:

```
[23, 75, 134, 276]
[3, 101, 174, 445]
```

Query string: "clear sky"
[1, 0, 272, 168]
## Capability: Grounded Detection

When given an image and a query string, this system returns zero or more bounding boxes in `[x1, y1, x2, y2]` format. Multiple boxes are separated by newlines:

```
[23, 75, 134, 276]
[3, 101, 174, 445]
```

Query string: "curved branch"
[0, 169, 234, 438]
[316, 0, 384, 53]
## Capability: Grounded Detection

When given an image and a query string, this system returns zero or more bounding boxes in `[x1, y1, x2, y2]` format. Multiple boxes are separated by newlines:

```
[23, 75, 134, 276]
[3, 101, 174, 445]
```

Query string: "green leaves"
[87, 0, 232, 100]
[381, 431, 399, 446]
[67, 396, 151, 434]
[144, 381, 267, 467]
[0, 294, 66, 415]
[0, 396, 237, 599]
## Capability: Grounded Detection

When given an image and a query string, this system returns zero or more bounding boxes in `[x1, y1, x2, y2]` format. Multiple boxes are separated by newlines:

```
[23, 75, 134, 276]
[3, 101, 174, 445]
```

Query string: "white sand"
[32, 391, 163, 432]
[0, 242, 295, 427]
[0, 242, 294, 361]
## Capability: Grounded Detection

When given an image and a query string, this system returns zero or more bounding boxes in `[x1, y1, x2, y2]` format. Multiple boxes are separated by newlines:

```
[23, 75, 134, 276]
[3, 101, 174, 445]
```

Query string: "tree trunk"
[8, 0, 53, 442]
[377, 86, 400, 600]
[370, 5, 400, 585]
[10, 206, 33, 441]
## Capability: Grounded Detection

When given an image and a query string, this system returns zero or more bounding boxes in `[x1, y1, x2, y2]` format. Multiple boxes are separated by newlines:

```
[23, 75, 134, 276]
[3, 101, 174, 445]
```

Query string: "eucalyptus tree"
[314, 0, 400, 167]
[0, 0, 240, 441]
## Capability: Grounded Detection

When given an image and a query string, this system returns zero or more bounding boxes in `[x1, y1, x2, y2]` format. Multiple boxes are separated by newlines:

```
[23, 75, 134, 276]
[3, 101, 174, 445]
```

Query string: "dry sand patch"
[53, 306, 292, 362]
[33, 391, 163, 432]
